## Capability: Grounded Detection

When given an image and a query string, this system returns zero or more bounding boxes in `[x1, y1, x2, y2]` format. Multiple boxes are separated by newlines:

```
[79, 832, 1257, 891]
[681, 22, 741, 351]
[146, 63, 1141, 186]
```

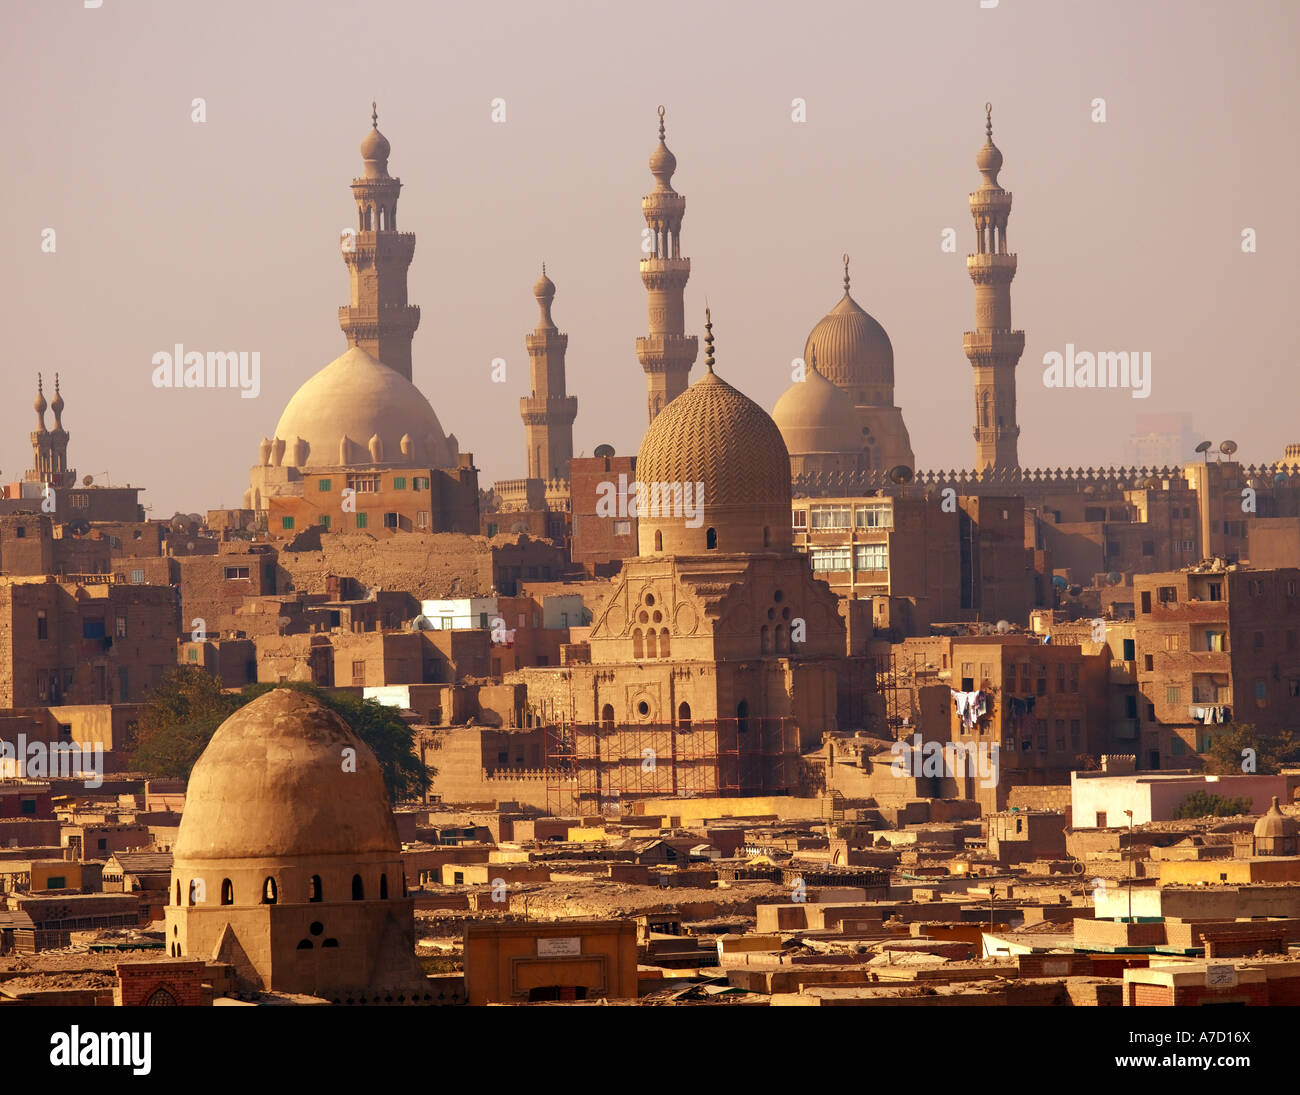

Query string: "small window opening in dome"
[221, 879, 233, 906]
[352, 874, 365, 901]
[380, 874, 389, 899]
[763, 527, 770, 547]
[706, 528, 718, 550]
[654, 530, 663, 551]
[309, 875, 322, 903]
[262, 877, 278, 905]
[297, 939, 313, 950]
[774, 590, 784, 603]
[310, 921, 324, 936]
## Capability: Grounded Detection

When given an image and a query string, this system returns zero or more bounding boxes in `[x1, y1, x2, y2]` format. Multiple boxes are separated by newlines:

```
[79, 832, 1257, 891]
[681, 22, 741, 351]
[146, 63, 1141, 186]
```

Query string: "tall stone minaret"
[339, 103, 420, 381]
[520, 266, 578, 481]
[964, 103, 1025, 473]
[637, 106, 698, 423]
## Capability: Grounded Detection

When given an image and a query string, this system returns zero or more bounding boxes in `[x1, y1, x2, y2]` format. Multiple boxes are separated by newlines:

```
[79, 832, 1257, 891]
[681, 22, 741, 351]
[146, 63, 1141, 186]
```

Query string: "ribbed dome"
[638, 369, 790, 509]
[271, 346, 454, 469]
[174, 689, 400, 861]
[649, 140, 677, 186]
[803, 292, 895, 399]
[1254, 797, 1298, 840]
[772, 364, 861, 455]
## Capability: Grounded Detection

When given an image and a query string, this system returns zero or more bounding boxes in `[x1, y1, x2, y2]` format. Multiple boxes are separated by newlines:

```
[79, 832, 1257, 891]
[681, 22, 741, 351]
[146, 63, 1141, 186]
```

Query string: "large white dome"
[271, 346, 455, 468]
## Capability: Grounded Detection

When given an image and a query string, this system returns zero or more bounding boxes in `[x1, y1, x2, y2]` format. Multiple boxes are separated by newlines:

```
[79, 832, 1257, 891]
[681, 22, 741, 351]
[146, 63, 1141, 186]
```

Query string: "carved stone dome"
[174, 689, 400, 862]
[803, 291, 895, 405]
[636, 365, 792, 556]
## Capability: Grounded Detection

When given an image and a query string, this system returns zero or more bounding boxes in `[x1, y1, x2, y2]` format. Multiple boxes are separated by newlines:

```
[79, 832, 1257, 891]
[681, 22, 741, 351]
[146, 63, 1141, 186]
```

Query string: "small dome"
[34, 377, 47, 418]
[976, 139, 1003, 185]
[360, 102, 391, 175]
[271, 346, 454, 469]
[649, 106, 677, 188]
[803, 292, 895, 399]
[174, 689, 400, 861]
[772, 361, 861, 456]
[1254, 797, 1298, 841]
[533, 268, 555, 300]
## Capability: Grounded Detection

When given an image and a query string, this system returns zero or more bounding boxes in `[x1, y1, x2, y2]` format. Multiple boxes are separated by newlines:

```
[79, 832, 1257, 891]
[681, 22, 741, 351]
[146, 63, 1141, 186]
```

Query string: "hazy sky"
[4, 0, 1296, 514]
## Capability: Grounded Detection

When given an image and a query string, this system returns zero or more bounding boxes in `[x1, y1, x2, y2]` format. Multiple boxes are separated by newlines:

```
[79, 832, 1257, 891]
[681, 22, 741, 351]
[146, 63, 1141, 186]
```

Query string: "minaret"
[339, 102, 420, 382]
[637, 106, 698, 423]
[48, 373, 70, 483]
[29, 375, 51, 483]
[964, 103, 1024, 473]
[520, 266, 578, 481]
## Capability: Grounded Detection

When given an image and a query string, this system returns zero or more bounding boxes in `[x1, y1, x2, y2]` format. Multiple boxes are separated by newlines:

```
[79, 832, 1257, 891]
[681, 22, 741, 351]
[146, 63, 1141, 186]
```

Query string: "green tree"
[132, 672, 431, 803]
[1202, 723, 1300, 776]
[1171, 790, 1252, 820]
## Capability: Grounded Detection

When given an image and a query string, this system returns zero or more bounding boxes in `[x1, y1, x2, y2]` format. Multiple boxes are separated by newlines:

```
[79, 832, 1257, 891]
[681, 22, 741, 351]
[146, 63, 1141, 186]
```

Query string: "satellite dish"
[1067, 585, 1082, 597]
[1107, 572, 1121, 585]
[995, 620, 1011, 634]
[82, 475, 93, 487]
[593, 443, 616, 458]
[887, 465, 914, 485]
[1219, 440, 1238, 457]
[1052, 576, 1068, 589]
[67, 519, 90, 537]
[1194, 441, 1212, 453]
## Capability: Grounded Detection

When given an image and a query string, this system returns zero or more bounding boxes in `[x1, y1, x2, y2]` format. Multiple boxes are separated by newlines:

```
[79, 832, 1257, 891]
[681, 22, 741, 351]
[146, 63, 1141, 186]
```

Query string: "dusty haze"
[2, 0, 1295, 513]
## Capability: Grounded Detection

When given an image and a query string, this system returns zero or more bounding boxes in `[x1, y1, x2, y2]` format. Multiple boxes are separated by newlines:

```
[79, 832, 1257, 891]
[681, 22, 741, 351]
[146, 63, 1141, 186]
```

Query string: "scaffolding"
[874, 649, 933, 740]
[544, 717, 801, 817]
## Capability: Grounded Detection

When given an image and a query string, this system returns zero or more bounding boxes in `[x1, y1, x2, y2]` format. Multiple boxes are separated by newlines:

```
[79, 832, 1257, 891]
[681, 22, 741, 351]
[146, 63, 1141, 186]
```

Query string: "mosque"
[245, 106, 478, 537]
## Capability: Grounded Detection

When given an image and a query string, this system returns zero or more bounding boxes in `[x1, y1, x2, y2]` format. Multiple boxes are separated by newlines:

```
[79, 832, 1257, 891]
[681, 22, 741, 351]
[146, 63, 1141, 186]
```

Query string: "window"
[417, 511, 430, 529]
[1289, 680, 1300, 698]
[706, 527, 717, 549]
[130, 568, 145, 584]
[413, 476, 431, 490]
[347, 474, 380, 493]
[615, 520, 631, 537]
[1143, 654, 1153, 671]
[1205, 631, 1225, 652]
[792, 510, 807, 530]
[356, 513, 368, 529]
[187, 647, 199, 662]
[809, 504, 851, 529]
[1251, 579, 1265, 596]
[1255, 679, 1267, 701]
[1164, 635, 1180, 652]
[281, 516, 294, 530]
[83, 617, 106, 639]
[383, 512, 399, 529]
[351, 660, 365, 684]
[811, 547, 851, 572]
[47, 875, 65, 888]
[14, 525, 25, 539]
[352, 874, 365, 900]
[224, 566, 250, 580]
[854, 543, 888, 571]
[1166, 686, 1181, 704]
[1208, 582, 1222, 601]
[320, 514, 331, 530]
[37, 611, 47, 640]
[1069, 665, 1079, 693]
[1140, 591, 1152, 613]
[854, 503, 892, 529]
[221, 879, 234, 905]
[318, 479, 332, 492]
[1158, 586, 1177, 604]
[393, 476, 407, 490]
[1055, 664, 1066, 693]
[1142, 540, 1154, 556]
[115, 615, 128, 639]
[70, 493, 90, 510]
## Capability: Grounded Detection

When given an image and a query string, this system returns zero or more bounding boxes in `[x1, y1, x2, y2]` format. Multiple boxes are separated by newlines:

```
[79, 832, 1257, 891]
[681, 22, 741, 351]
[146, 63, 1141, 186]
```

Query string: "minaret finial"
[658, 104, 666, 141]
[843, 253, 851, 295]
[542, 261, 546, 276]
[985, 102, 993, 140]
[372, 100, 379, 129]
[704, 306, 714, 373]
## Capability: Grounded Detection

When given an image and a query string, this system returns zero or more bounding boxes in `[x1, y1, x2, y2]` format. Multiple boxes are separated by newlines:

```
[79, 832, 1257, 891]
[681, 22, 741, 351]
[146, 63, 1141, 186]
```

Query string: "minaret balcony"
[642, 192, 686, 217]
[520, 395, 578, 425]
[639, 257, 692, 288]
[963, 329, 1025, 360]
[969, 189, 1013, 211]
[339, 303, 420, 329]
[636, 333, 699, 371]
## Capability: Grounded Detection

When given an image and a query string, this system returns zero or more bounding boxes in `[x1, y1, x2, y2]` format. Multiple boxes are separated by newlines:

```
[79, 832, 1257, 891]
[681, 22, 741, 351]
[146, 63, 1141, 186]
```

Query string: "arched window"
[982, 391, 991, 429]
[646, 630, 657, 658]
[380, 874, 389, 899]
[760, 625, 771, 654]
[187, 880, 199, 906]
[775, 624, 788, 654]
[352, 874, 364, 901]
[220, 879, 233, 906]
[175, 881, 181, 906]
[601, 704, 614, 731]
[677, 702, 691, 729]
[261, 877, 277, 905]
[737, 700, 750, 734]
[659, 628, 670, 657]
[654, 530, 663, 551]
[297, 939, 313, 950]
[365, 207, 373, 231]
[706, 527, 718, 550]
[309, 875, 322, 903]
[632, 629, 644, 659]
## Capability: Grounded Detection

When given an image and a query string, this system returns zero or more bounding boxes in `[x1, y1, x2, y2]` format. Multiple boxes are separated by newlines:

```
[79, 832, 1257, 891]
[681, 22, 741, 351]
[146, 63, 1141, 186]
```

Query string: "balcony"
[1108, 659, 1136, 684]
